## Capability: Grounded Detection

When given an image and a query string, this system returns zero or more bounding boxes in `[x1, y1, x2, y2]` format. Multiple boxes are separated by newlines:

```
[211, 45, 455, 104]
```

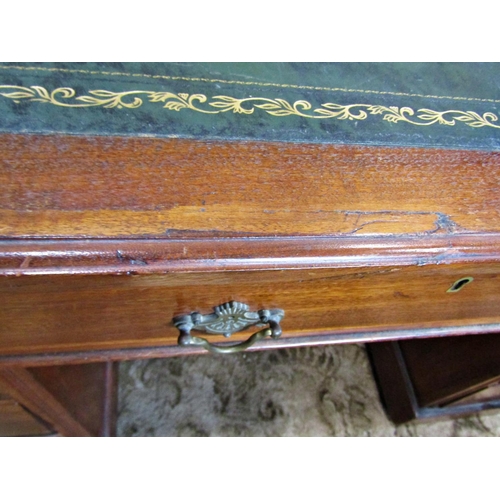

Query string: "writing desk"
[1, 63, 500, 435]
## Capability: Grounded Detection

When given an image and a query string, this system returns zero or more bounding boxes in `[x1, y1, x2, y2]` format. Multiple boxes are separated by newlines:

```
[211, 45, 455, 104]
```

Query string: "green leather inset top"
[1, 62, 500, 150]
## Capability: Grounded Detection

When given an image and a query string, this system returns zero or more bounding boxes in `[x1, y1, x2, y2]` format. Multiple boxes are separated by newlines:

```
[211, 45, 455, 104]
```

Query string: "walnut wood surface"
[2, 133, 500, 358]
[1, 263, 500, 357]
[366, 342, 419, 424]
[0, 362, 117, 436]
[0, 398, 54, 436]
[399, 334, 500, 407]
[0, 367, 91, 436]
[2, 97, 500, 432]
[449, 382, 500, 406]
[0, 379, 54, 435]
[2, 234, 500, 276]
[1, 134, 500, 239]
[28, 362, 117, 436]
[368, 334, 500, 424]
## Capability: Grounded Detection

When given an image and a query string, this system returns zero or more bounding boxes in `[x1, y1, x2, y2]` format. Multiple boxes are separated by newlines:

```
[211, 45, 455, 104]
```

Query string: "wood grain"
[399, 334, 500, 407]
[0, 362, 117, 436]
[1, 134, 500, 238]
[2, 234, 500, 276]
[366, 342, 419, 424]
[28, 362, 117, 436]
[2, 130, 500, 429]
[0, 367, 92, 436]
[0, 398, 54, 436]
[368, 334, 500, 424]
[2, 262, 500, 357]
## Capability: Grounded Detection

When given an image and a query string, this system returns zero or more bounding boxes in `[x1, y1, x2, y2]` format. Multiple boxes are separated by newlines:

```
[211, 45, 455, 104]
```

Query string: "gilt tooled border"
[2, 64, 500, 104]
[1, 85, 500, 129]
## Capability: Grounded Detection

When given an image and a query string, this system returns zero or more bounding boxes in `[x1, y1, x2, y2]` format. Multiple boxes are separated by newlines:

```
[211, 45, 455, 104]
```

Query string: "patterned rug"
[117, 344, 500, 437]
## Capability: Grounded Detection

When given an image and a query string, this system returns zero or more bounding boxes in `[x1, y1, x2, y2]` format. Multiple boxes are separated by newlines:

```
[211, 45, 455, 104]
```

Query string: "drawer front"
[1, 262, 500, 357]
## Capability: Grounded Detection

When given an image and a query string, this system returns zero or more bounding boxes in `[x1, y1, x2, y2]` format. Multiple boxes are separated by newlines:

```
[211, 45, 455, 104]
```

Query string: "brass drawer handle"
[173, 301, 284, 354]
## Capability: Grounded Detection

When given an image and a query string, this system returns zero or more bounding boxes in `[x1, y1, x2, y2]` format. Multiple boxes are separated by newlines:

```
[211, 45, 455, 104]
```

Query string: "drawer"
[1, 262, 500, 357]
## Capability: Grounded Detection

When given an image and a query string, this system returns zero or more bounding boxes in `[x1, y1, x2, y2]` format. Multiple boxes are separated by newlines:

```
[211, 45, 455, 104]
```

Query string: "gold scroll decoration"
[1, 85, 500, 129]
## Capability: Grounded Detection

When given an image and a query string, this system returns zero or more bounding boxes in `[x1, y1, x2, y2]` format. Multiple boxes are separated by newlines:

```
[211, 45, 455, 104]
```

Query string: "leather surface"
[1, 62, 500, 150]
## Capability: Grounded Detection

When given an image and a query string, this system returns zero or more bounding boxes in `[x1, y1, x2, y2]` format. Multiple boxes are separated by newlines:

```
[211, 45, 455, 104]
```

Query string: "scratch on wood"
[20, 256, 32, 269]
[299, 267, 402, 283]
[116, 250, 148, 266]
[340, 210, 462, 235]
[162, 209, 462, 237]
[15, 256, 32, 276]
[433, 212, 461, 234]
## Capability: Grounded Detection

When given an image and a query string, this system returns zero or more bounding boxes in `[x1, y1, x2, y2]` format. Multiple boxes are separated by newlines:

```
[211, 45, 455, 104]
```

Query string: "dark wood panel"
[449, 382, 500, 407]
[0, 367, 91, 436]
[368, 333, 500, 424]
[399, 334, 500, 407]
[0, 362, 117, 436]
[0, 399, 54, 436]
[1, 134, 500, 238]
[366, 342, 418, 424]
[28, 362, 117, 437]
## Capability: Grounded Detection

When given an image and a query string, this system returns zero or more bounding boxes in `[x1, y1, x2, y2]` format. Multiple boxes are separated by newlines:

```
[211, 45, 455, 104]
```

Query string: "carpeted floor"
[117, 344, 500, 437]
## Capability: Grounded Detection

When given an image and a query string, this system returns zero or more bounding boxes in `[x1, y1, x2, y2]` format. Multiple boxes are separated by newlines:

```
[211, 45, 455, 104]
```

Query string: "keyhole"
[447, 277, 473, 293]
